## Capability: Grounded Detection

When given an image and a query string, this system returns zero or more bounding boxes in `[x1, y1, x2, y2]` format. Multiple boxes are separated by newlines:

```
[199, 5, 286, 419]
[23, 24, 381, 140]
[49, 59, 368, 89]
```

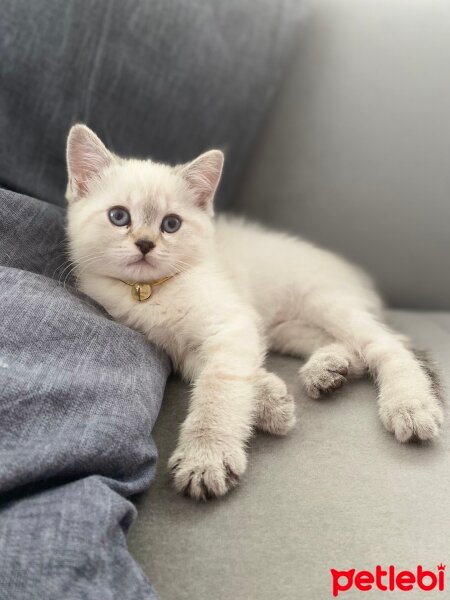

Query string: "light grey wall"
[235, 0, 450, 310]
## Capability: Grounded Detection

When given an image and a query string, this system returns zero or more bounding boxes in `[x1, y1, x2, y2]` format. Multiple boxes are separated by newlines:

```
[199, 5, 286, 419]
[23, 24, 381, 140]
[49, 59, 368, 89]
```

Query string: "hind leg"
[299, 342, 366, 399]
[267, 320, 332, 357]
[267, 319, 366, 398]
[299, 296, 443, 441]
[255, 369, 296, 435]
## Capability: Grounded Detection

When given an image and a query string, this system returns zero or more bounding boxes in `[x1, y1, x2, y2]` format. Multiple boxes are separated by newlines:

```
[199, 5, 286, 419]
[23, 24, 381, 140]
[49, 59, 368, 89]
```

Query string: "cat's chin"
[127, 255, 155, 267]
[130, 258, 153, 268]
[122, 259, 166, 282]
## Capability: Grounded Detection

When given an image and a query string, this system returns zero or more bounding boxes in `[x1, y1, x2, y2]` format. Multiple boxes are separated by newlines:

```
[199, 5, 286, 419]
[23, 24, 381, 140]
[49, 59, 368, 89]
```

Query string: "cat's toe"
[257, 392, 296, 435]
[300, 356, 349, 399]
[256, 372, 296, 435]
[379, 396, 443, 443]
[168, 442, 246, 500]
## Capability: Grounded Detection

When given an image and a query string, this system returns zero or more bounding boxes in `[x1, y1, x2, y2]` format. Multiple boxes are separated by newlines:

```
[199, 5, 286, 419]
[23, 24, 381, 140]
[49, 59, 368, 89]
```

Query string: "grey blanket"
[0, 188, 170, 599]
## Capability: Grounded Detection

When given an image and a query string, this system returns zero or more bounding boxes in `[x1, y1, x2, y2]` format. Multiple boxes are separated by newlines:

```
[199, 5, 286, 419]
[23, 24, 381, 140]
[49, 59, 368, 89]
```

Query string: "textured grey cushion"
[0, 0, 301, 209]
[0, 188, 170, 599]
[128, 309, 450, 600]
[235, 0, 450, 310]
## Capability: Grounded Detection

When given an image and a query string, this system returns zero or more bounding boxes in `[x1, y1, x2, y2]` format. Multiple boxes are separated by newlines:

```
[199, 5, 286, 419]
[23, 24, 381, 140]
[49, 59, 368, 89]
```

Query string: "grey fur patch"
[224, 463, 240, 488]
[143, 202, 159, 224]
[413, 348, 445, 404]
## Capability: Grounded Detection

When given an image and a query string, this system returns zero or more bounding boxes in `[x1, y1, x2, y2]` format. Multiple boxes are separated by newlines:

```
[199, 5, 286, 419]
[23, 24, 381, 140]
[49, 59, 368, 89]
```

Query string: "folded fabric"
[0, 0, 302, 209]
[0, 188, 170, 599]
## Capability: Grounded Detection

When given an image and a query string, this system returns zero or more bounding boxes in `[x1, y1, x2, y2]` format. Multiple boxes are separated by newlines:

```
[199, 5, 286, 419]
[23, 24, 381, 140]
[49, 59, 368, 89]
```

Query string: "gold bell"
[131, 283, 152, 302]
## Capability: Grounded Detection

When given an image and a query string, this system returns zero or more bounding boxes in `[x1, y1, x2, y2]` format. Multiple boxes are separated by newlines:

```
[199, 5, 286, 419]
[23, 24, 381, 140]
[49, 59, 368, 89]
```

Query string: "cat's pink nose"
[135, 238, 155, 255]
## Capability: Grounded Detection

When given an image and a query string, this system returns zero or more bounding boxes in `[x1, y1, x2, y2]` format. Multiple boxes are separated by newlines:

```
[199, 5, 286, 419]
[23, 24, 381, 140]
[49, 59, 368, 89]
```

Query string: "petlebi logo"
[330, 564, 446, 597]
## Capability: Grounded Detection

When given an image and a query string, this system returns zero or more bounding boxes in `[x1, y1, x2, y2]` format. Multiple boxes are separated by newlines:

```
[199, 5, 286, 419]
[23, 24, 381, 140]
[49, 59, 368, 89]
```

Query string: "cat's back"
[215, 214, 300, 268]
[214, 213, 323, 284]
[214, 214, 380, 311]
[214, 214, 314, 302]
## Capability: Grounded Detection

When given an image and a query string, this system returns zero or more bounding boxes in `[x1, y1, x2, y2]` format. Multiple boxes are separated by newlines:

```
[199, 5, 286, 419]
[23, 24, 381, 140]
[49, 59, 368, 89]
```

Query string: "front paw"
[256, 372, 296, 435]
[168, 437, 247, 501]
[379, 394, 444, 442]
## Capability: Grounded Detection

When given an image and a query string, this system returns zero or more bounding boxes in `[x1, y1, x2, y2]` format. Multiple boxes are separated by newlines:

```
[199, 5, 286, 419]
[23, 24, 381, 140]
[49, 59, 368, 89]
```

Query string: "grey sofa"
[2, 1, 449, 598]
[128, 2, 450, 599]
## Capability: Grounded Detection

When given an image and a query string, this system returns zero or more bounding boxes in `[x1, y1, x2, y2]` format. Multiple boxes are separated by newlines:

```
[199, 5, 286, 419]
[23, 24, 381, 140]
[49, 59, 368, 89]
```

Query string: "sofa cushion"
[0, 0, 302, 209]
[128, 309, 450, 600]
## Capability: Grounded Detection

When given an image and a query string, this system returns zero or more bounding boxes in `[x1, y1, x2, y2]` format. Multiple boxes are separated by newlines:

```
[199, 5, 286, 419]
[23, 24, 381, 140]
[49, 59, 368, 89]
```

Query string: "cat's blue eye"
[161, 214, 182, 233]
[108, 206, 131, 227]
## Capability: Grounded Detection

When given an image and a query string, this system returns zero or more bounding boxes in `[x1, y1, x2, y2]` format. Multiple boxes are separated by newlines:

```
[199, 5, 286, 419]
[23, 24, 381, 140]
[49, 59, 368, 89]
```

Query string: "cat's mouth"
[124, 255, 160, 278]
[128, 256, 155, 267]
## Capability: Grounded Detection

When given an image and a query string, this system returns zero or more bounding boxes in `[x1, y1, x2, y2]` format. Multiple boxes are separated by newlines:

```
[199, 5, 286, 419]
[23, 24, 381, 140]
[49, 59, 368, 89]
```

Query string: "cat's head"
[66, 124, 223, 282]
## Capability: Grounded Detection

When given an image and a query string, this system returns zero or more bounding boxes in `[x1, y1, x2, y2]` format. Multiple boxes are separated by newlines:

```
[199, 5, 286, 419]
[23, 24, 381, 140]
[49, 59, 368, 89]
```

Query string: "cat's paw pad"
[168, 441, 246, 500]
[300, 355, 349, 399]
[380, 396, 444, 442]
[256, 373, 296, 435]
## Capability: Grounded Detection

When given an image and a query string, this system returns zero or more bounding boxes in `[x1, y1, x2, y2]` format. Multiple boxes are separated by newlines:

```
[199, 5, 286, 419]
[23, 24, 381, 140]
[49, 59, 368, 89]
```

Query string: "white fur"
[66, 125, 443, 500]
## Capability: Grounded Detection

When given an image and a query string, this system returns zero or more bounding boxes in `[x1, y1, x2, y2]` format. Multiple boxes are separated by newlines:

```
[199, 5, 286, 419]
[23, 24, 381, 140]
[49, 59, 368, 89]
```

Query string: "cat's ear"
[66, 124, 114, 199]
[180, 150, 224, 215]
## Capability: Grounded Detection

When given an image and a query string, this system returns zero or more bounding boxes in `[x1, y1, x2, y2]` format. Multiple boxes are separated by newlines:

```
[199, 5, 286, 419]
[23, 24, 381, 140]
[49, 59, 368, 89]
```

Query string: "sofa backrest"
[235, 0, 450, 310]
[0, 0, 301, 211]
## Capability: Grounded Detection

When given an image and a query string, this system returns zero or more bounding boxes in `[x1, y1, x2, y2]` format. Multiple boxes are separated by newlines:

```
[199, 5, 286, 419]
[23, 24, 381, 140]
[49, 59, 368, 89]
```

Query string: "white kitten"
[66, 124, 443, 500]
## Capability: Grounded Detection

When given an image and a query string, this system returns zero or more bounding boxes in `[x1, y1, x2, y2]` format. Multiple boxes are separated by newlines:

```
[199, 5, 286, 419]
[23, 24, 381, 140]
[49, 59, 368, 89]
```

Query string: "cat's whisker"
[59, 255, 105, 289]
[56, 254, 100, 285]
[52, 260, 73, 280]
[61, 262, 98, 291]
[56, 261, 78, 284]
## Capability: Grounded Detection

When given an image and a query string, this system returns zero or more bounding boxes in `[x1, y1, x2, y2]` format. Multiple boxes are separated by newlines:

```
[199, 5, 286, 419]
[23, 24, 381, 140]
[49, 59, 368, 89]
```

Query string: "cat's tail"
[307, 298, 444, 442]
